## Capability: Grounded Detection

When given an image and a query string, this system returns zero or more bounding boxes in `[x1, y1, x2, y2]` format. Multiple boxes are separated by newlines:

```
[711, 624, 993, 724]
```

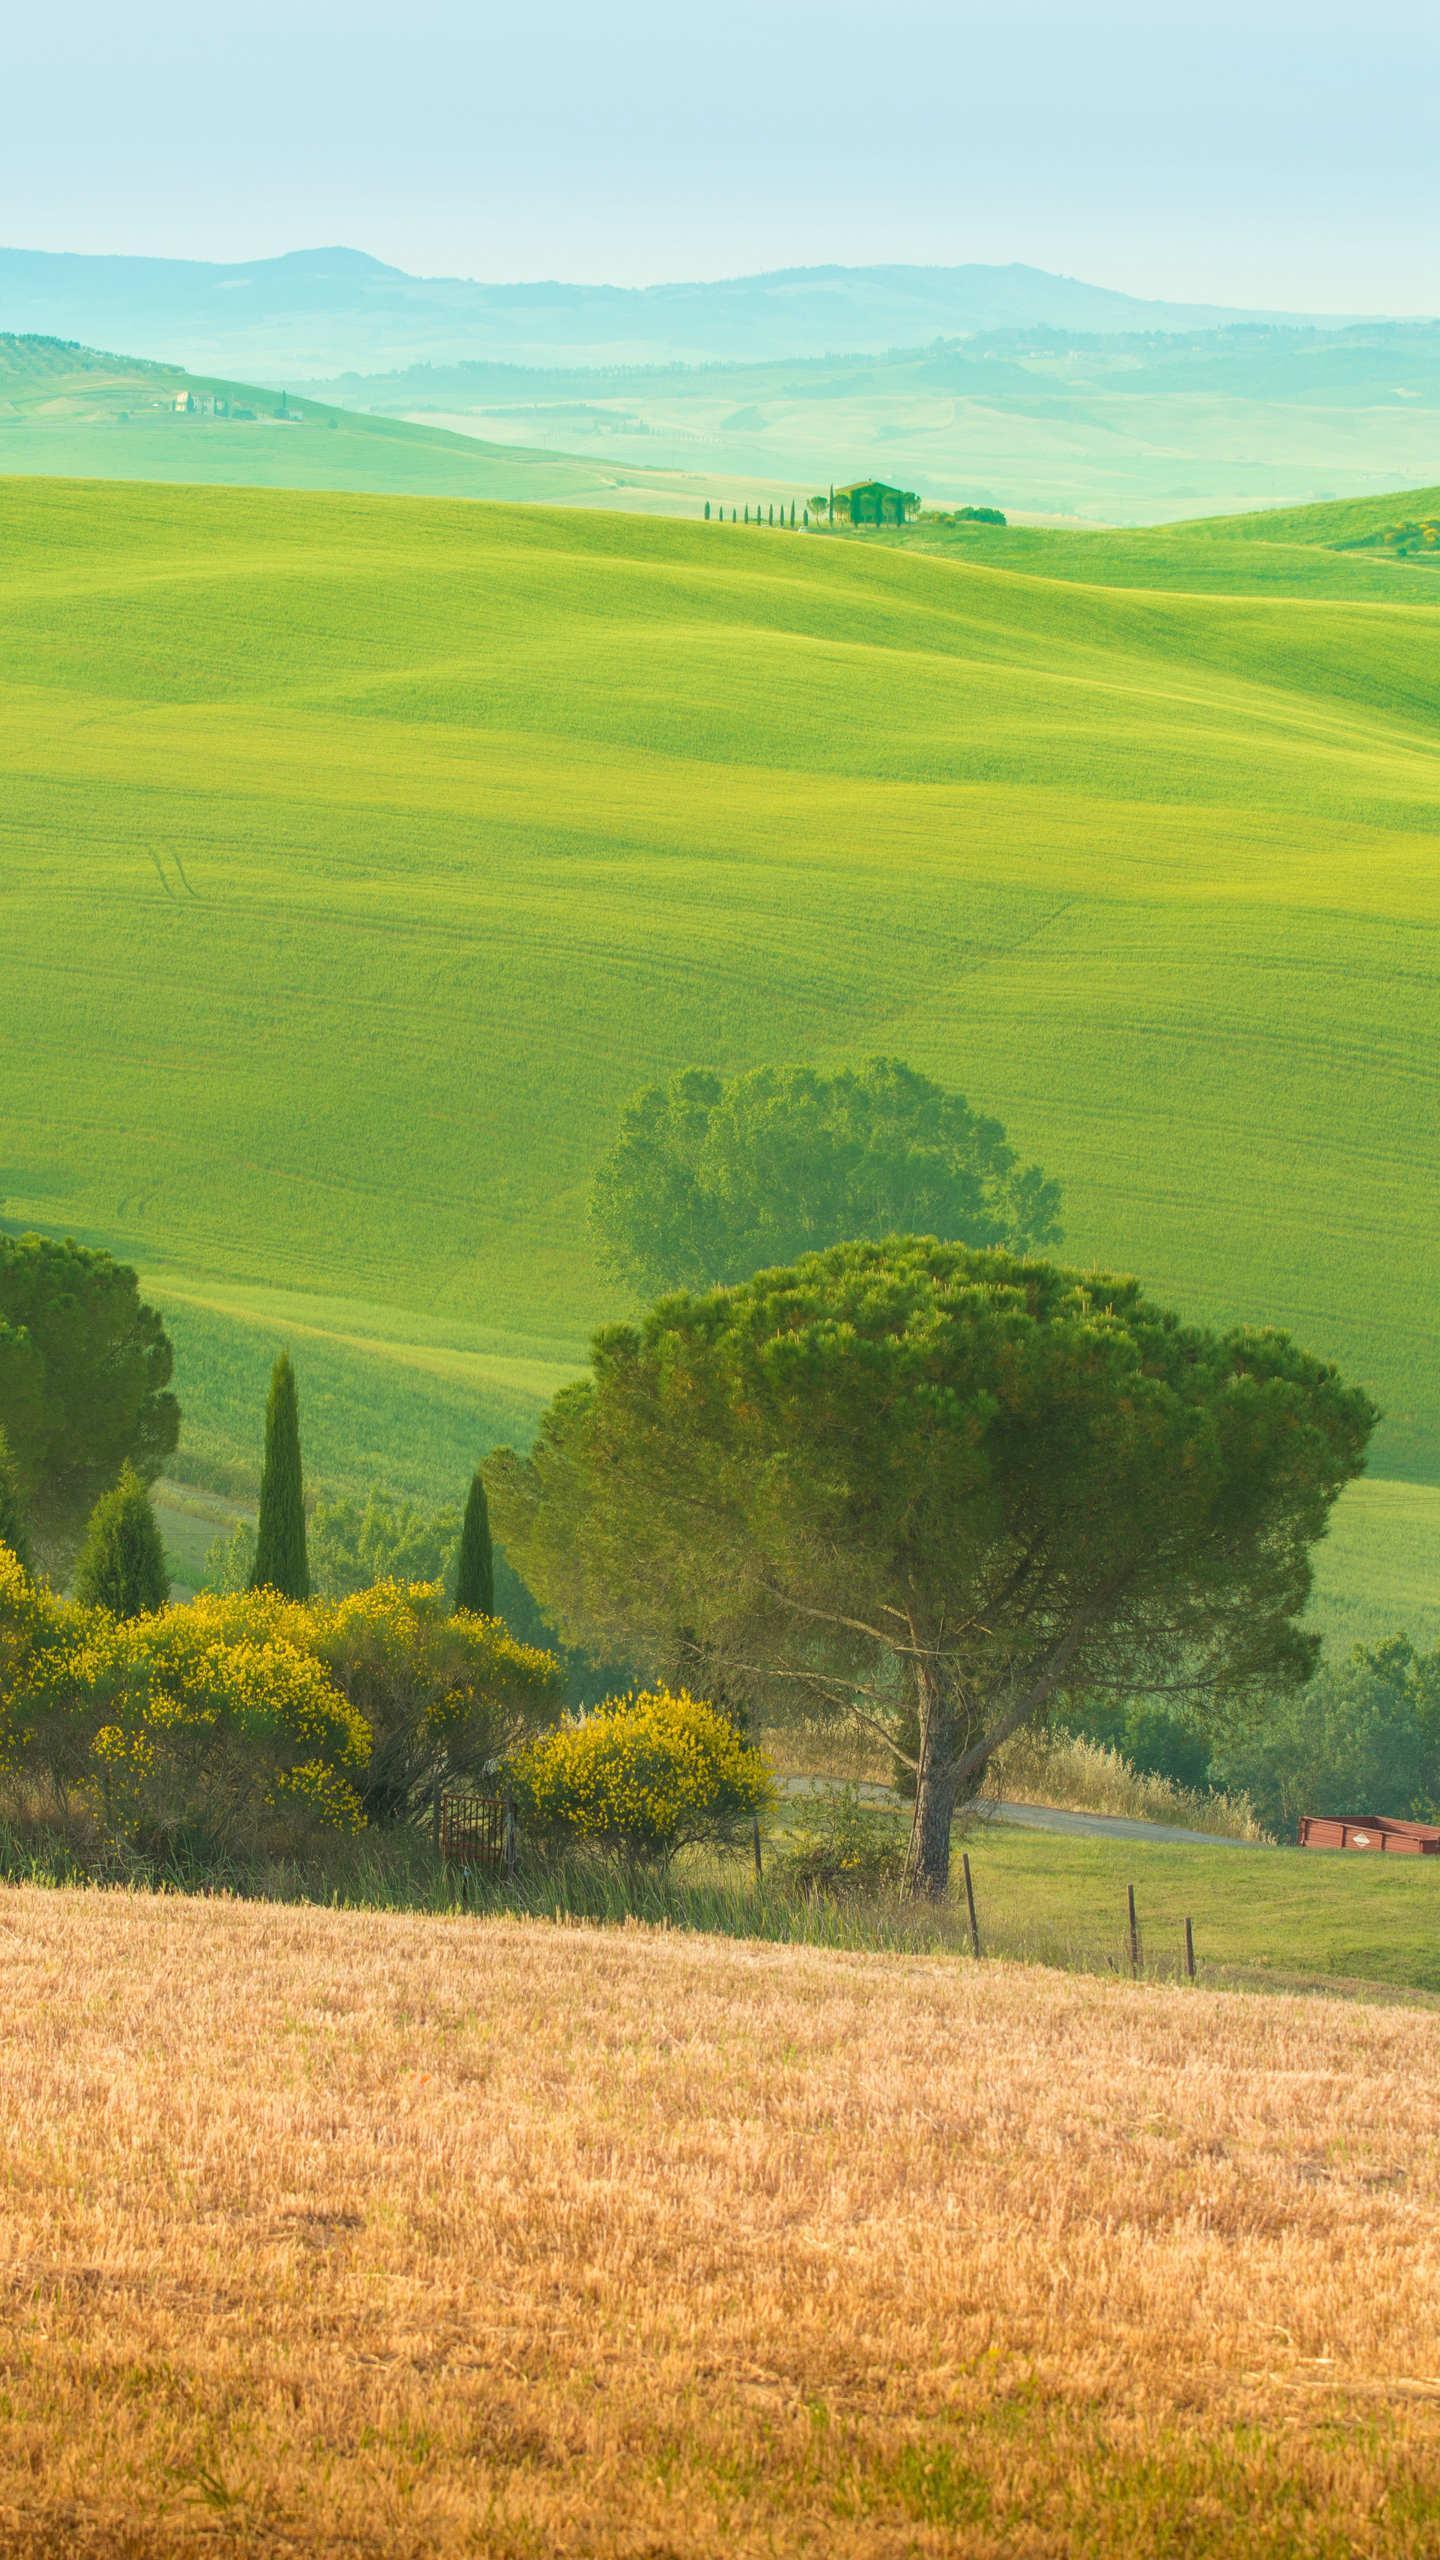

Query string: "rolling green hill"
[2, 473, 1437, 1633]
[0, 335, 795, 516]
[1172, 483, 1440, 547]
[314, 322, 1440, 526]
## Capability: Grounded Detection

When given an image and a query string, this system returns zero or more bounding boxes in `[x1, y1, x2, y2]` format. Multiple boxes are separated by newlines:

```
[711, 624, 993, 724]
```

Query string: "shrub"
[0, 1432, 32, 1577]
[512, 1690, 774, 1869]
[0, 1563, 369, 1853]
[778, 1790, 906, 1896]
[0, 1562, 566, 1856]
[311, 1580, 563, 1822]
[0, 1540, 66, 1730]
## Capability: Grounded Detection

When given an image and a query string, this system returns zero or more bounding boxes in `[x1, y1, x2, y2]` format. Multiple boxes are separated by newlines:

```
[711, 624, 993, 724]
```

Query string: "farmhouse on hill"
[833, 479, 919, 525]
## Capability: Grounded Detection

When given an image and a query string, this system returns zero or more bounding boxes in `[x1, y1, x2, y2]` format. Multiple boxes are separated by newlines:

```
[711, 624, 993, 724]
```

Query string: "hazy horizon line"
[3, 235, 1431, 326]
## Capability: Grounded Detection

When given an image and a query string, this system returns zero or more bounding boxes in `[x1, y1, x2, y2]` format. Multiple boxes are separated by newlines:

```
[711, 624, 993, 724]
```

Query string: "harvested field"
[3, 1887, 1440, 2556]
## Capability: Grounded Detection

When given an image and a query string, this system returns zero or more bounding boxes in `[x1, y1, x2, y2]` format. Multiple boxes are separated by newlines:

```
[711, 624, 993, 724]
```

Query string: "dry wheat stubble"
[2, 1883, 1439, 2555]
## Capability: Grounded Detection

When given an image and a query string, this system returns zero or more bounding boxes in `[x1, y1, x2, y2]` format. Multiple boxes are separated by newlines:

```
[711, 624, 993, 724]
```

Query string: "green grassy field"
[320, 324, 1440, 525]
[831, 484, 1440, 598]
[2, 471, 1437, 1643]
[955, 1820, 1440, 1998]
[0, 335, 795, 516]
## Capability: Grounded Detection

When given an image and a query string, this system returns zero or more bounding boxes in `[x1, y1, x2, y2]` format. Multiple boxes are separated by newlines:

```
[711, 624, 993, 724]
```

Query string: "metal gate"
[436, 1788, 514, 1873]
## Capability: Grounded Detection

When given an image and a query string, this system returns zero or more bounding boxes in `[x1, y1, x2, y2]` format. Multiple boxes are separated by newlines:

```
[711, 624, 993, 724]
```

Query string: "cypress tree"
[73, 1463, 168, 1617]
[454, 1469, 495, 1616]
[251, 1351, 309, 1599]
[0, 1425, 32, 1576]
[704, 499, 711, 520]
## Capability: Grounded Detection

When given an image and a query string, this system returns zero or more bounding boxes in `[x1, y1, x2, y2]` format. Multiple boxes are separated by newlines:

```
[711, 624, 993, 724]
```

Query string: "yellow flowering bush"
[309, 1580, 564, 1823]
[0, 1557, 368, 1852]
[511, 1689, 775, 1869]
[0, 1558, 561, 1853]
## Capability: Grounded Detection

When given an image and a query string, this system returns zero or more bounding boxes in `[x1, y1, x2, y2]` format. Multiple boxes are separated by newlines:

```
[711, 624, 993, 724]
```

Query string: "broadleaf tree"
[0, 1236, 179, 1569]
[589, 1058, 1062, 1299]
[488, 1240, 1375, 1895]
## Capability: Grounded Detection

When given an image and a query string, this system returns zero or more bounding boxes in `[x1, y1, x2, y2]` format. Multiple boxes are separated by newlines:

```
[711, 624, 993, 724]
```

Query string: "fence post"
[431, 1783, 443, 1857]
[503, 1791, 517, 1877]
[962, 1851, 981, 1958]
[1127, 1882, 1140, 1977]
[752, 1813, 764, 1887]
[1184, 1914, 1196, 1981]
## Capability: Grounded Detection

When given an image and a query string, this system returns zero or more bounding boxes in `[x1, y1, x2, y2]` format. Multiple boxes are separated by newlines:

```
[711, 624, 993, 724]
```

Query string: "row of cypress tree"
[0, 1349, 495, 1621]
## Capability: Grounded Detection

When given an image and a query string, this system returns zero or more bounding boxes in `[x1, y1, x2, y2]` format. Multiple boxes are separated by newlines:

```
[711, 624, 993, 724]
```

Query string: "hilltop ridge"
[0, 242, 1367, 376]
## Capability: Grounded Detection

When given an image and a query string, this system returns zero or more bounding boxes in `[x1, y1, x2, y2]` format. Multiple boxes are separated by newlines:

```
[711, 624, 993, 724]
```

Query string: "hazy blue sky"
[6, 0, 1438, 310]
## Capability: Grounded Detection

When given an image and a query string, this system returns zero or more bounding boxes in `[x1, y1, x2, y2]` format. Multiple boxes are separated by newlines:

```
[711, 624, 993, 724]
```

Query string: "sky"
[5, 0, 1439, 311]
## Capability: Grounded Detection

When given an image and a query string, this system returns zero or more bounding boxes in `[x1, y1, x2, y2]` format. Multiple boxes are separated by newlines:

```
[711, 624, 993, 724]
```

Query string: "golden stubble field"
[3, 1889, 1440, 2557]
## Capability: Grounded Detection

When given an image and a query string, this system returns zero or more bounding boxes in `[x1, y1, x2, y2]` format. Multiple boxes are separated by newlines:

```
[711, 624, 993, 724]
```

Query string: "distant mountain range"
[0, 244, 1380, 377]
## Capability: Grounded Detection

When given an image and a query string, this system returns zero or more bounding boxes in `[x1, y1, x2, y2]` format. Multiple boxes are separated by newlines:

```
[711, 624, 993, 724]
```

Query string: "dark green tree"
[589, 1056, 1062, 1300]
[250, 1352, 310, 1599]
[309, 1491, 459, 1598]
[1209, 1635, 1440, 1836]
[0, 1236, 178, 1567]
[454, 1469, 496, 1616]
[489, 1241, 1374, 1896]
[0, 1423, 32, 1575]
[73, 1463, 169, 1618]
[704, 499, 711, 520]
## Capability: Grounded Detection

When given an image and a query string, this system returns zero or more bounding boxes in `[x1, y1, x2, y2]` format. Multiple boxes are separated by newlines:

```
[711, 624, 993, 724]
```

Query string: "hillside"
[314, 320, 1440, 525]
[1, 474, 1437, 1628]
[0, 334, 791, 515]
[0, 243, 1341, 376]
[5, 1887, 1440, 2557]
[1173, 481, 1440, 548]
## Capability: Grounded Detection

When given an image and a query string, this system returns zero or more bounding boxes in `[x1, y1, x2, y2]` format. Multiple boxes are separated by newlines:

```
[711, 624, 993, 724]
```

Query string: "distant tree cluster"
[589, 1057, 1062, 1300]
[1207, 1636, 1440, 1836]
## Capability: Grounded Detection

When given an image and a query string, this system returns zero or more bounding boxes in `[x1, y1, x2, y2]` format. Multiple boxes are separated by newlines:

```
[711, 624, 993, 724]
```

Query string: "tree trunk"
[901, 1666, 962, 1897]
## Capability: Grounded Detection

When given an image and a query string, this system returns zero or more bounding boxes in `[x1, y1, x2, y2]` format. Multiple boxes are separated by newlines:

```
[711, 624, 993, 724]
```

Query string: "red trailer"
[1298, 1814, 1440, 1855]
